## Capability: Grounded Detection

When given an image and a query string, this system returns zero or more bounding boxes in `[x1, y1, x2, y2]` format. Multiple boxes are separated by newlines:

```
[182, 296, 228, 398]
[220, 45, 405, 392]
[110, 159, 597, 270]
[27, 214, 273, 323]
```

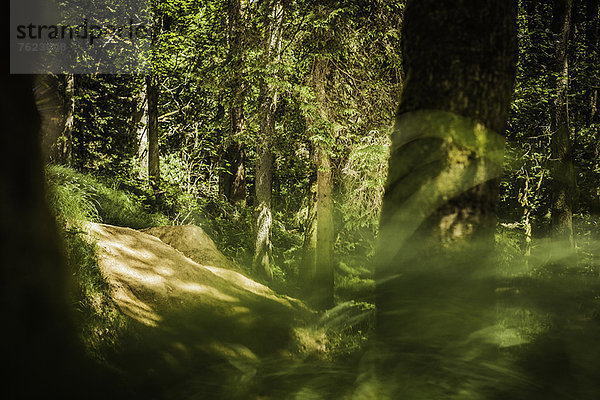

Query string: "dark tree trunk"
[219, 0, 247, 206]
[370, 0, 517, 396]
[587, 0, 600, 124]
[549, 0, 575, 247]
[1, 75, 123, 399]
[33, 74, 71, 165]
[219, 142, 246, 206]
[2, 74, 74, 398]
[146, 74, 160, 191]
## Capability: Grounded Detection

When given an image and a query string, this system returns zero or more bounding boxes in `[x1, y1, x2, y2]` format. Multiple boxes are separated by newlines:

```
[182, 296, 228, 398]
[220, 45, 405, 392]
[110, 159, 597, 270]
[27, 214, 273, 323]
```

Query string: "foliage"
[30, 0, 600, 397]
[46, 164, 169, 229]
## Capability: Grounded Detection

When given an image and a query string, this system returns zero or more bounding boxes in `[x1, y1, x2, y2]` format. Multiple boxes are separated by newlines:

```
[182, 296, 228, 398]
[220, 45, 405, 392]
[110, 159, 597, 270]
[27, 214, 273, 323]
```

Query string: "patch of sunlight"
[112, 262, 165, 286]
[105, 239, 139, 256]
[202, 265, 297, 309]
[203, 265, 271, 294]
[135, 248, 157, 261]
[175, 281, 239, 303]
[112, 288, 162, 327]
[154, 265, 175, 277]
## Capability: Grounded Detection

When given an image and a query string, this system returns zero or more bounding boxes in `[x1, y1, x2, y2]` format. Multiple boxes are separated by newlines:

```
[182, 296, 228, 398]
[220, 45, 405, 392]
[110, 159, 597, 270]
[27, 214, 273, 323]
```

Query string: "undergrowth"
[46, 164, 169, 228]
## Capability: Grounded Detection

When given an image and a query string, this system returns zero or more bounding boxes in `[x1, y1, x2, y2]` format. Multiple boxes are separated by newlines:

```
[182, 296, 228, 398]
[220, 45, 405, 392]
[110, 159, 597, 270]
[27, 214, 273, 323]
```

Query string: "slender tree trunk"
[75, 78, 87, 170]
[220, 0, 247, 206]
[253, 142, 274, 279]
[134, 79, 149, 179]
[520, 169, 544, 263]
[253, 2, 283, 279]
[549, 0, 575, 247]
[368, 0, 517, 396]
[520, 170, 533, 259]
[253, 83, 275, 278]
[59, 73, 75, 166]
[589, 0, 600, 124]
[219, 142, 246, 205]
[146, 74, 160, 191]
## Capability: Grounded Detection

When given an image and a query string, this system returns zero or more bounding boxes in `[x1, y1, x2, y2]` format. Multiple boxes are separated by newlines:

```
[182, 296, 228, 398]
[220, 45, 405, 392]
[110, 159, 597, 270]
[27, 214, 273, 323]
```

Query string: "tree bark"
[253, 2, 283, 279]
[219, 0, 247, 206]
[253, 143, 274, 279]
[59, 73, 75, 166]
[219, 142, 246, 205]
[146, 74, 160, 191]
[314, 145, 335, 309]
[253, 81, 275, 278]
[587, 0, 600, 124]
[303, 56, 336, 310]
[134, 78, 149, 179]
[549, 0, 575, 247]
[369, 0, 517, 396]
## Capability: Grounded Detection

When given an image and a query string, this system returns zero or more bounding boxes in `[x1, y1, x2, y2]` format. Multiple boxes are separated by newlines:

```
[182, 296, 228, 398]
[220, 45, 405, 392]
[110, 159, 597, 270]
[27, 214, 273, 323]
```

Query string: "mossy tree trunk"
[306, 56, 335, 310]
[253, 2, 284, 280]
[314, 145, 334, 309]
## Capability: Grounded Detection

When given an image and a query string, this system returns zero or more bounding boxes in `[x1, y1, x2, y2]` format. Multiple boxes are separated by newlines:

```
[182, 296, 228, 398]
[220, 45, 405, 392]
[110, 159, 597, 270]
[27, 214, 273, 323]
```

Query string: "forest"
[3, 0, 600, 399]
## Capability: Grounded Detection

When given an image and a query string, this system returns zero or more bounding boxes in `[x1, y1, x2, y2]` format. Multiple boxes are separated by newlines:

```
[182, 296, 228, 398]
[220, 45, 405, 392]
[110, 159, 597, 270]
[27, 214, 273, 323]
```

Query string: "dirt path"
[84, 223, 312, 398]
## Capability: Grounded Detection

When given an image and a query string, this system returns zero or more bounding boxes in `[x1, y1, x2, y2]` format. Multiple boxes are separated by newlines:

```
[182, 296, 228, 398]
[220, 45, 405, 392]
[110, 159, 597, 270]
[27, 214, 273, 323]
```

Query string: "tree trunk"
[253, 141, 274, 279]
[59, 73, 75, 166]
[1, 75, 121, 399]
[253, 81, 275, 278]
[587, 0, 600, 124]
[219, 0, 247, 206]
[314, 146, 334, 309]
[219, 142, 246, 206]
[549, 0, 574, 248]
[253, 2, 283, 279]
[134, 79, 149, 180]
[146, 74, 160, 191]
[305, 56, 336, 310]
[369, 0, 517, 396]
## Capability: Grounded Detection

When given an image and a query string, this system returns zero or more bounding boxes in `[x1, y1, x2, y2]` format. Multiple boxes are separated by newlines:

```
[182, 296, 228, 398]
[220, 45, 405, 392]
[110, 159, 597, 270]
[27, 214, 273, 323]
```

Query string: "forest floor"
[83, 222, 334, 398]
